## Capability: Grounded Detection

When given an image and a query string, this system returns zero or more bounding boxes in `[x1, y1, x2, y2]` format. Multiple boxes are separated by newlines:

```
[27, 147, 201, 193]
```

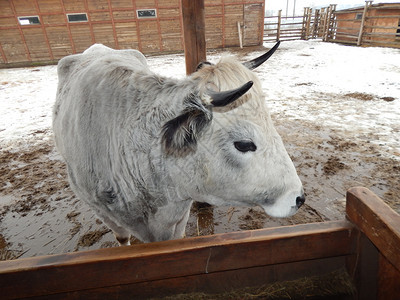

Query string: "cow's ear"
[162, 97, 212, 156]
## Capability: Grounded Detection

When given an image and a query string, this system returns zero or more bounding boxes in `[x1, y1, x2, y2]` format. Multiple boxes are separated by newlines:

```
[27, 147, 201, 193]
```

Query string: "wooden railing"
[264, 3, 400, 48]
[0, 187, 399, 299]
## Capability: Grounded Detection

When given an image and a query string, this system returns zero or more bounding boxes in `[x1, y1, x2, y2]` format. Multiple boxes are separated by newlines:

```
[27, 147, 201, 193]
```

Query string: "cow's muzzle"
[296, 194, 306, 208]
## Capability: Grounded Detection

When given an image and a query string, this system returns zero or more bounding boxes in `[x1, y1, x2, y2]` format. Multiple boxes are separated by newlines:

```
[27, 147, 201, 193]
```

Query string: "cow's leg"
[149, 200, 192, 241]
[173, 202, 192, 239]
[96, 213, 131, 246]
[113, 226, 131, 246]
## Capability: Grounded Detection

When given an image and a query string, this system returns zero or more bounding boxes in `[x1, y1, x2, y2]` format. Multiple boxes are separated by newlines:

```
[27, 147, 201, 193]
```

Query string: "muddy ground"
[1, 43, 399, 260]
[1, 109, 398, 260]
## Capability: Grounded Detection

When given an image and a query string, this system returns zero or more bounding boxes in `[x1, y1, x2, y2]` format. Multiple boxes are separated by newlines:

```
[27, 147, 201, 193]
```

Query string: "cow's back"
[53, 44, 152, 200]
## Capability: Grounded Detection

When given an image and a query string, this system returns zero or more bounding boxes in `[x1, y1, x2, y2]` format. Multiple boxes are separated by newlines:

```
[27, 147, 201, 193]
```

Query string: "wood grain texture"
[182, 0, 206, 74]
[0, 221, 355, 299]
[1, 0, 265, 65]
[346, 186, 400, 271]
[378, 253, 400, 300]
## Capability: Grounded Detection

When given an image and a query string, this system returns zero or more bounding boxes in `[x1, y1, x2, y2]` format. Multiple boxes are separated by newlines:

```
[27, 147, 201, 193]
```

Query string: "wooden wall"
[0, 0, 265, 66]
[334, 4, 400, 47]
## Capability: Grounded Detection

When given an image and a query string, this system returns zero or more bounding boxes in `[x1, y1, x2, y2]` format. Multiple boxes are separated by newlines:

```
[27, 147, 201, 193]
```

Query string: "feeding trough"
[0, 187, 399, 299]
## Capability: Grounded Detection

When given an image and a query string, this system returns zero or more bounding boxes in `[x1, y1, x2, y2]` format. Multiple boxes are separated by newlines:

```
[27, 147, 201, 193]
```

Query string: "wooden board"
[346, 186, 400, 271]
[1, 187, 399, 298]
[0, 0, 265, 66]
[0, 220, 355, 299]
[182, 0, 206, 74]
[346, 186, 400, 299]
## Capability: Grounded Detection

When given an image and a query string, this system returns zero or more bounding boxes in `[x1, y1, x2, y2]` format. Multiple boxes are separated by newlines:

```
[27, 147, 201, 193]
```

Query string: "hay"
[157, 269, 355, 300]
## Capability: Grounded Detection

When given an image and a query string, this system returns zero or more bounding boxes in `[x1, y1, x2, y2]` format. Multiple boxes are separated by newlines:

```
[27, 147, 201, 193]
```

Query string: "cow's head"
[162, 42, 305, 218]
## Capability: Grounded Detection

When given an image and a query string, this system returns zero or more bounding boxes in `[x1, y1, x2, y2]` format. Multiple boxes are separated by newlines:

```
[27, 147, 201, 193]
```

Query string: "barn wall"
[0, 0, 265, 66]
[367, 8, 400, 43]
[335, 11, 363, 42]
[334, 4, 400, 46]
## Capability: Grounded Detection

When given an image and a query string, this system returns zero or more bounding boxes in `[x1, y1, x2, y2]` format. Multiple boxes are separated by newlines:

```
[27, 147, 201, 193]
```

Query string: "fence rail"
[264, 2, 400, 48]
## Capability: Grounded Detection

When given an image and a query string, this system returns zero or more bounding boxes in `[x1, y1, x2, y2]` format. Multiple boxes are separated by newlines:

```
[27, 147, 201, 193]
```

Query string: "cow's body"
[53, 44, 304, 244]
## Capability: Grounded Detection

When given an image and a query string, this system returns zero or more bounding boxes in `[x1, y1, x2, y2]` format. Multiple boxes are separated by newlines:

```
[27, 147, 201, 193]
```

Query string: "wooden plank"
[42, 14, 65, 25]
[62, 0, 85, 12]
[90, 11, 111, 22]
[12, 0, 36, 15]
[378, 253, 400, 300]
[357, 1, 372, 46]
[70, 24, 93, 53]
[244, 3, 263, 46]
[158, 7, 180, 18]
[46, 25, 73, 58]
[346, 186, 400, 271]
[34, 257, 350, 299]
[361, 40, 400, 48]
[348, 232, 379, 300]
[276, 9, 281, 41]
[0, 43, 6, 63]
[206, 16, 223, 48]
[37, 0, 63, 13]
[87, 0, 109, 11]
[110, 0, 133, 9]
[135, 0, 156, 8]
[159, 0, 180, 6]
[0, 16, 18, 27]
[182, 0, 206, 74]
[330, 39, 358, 45]
[0, 221, 355, 299]
[112, 10, 135, 20]
[22, 27, 50, 60]
[9, 0, 31, 61]
[115, 22, 138, 49]
[0, 1, 13, 16]
[92, 23, 116, 48]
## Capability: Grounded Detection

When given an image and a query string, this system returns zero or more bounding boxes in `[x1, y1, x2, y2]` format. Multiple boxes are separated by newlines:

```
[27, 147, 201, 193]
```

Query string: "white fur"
[53, 44, 304, 243]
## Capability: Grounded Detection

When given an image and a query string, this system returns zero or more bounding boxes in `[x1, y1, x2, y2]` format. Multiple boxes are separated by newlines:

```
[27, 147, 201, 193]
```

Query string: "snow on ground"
[257, 41, 400, 156]
[2, 40, 398, 155]
[0, 40, 399, 259]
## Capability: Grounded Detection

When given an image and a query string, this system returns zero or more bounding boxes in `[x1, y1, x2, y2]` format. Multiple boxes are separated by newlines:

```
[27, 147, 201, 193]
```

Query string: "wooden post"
[182, 0, 206, 75]
[277, 10, 282, 42]
[301, 7, 306, 39]
[322, 6, 331, 42]
[357, 1, 372, 46]
[306, 8, 312, 40]
[326, 4, 336, 42]
[313, 9, 320, 39]
[237, 21, 243, 48]
[346, 187, 400, 299]
[319, 8, 325, 38]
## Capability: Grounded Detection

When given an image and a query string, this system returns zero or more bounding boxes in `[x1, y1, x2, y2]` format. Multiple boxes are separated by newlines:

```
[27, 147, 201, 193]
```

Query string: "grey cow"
[53, 42, 305, 244]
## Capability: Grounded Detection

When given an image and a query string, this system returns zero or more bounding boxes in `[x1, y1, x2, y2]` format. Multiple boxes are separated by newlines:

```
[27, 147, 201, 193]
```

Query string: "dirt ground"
[1, 43, 399, 260]
[1, 109, 398, 260]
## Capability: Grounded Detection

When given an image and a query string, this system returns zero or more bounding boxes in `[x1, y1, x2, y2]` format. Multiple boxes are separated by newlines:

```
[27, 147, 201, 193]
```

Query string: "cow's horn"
[243, 41, 280, 70]
[209, 81, 253, 107]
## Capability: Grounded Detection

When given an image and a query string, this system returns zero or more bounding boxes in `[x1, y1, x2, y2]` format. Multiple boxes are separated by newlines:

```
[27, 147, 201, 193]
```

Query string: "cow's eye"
[234, 141, 257, 153]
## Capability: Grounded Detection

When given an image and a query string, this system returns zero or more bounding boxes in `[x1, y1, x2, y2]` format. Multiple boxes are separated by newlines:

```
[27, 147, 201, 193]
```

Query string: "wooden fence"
[264, 3, 400, 48]
[264, 5, 337, 42]
[1, 187, 399, 298]
[0, 0, 265, 67]
[333, 2, 400, 48]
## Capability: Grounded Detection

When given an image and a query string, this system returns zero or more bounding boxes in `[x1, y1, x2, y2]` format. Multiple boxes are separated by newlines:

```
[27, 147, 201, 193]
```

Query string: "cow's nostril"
[296, 195, 305, 208]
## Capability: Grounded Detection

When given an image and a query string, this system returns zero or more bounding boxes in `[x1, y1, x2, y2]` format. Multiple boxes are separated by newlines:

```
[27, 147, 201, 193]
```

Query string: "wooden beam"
[181, 0, 206, 75]
[346, 187, 400, 299]
[346, 186, 400, 271]
[0, 221, 355, 299]
[350, 233, 379, 300]
[357, 1, 372, 46]
[277, 10, 282, 41]
[378, 253, 400, 299]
